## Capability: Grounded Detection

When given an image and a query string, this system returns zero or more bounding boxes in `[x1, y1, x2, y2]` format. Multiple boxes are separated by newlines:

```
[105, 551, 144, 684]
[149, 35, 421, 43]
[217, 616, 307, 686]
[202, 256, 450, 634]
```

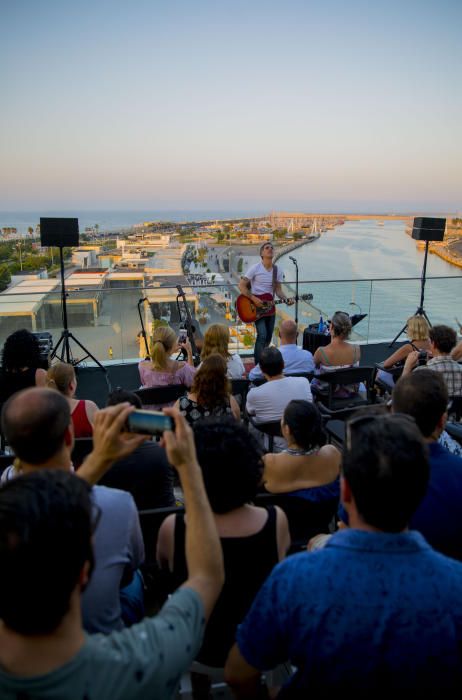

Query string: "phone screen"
[126, 410, 174, 435]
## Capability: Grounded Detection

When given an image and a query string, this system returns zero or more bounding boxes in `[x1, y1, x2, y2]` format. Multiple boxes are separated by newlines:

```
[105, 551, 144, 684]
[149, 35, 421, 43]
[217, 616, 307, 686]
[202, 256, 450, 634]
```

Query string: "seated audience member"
[225, 414, 462, 695]
[0, 329, 47, 405]
[138, 325, 196, 389]
[402, 324, 462, 396]
[312, 311, 361, 398]
[99, 389, 175, 510]
[452, 338, 462, 362]
[201, 323, 245, 379]
[392, 371, 462, 560]
[246, 347, 312, 450]
[0, 410, 224, 700]
[157, 418, 289, 671]
[47, 362, 98, 438]
[175, 354, 240, 425]
[249, 319, 314, 382]
[377, 315, 431, 389]
[1, 388, 147, 633]
[263, 399, 340, 506]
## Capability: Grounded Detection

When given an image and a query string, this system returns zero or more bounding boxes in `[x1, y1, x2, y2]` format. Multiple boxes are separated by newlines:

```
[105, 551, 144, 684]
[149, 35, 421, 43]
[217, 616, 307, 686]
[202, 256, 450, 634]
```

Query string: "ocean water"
[277, 219, 462, 341]
[0, 209, 264, 234]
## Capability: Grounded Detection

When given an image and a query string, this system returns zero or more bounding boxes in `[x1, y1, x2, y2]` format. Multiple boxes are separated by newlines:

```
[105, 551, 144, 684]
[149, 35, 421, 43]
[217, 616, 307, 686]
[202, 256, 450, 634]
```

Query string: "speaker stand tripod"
[389, 239, 432, 347]
[50, 247, 107, 373]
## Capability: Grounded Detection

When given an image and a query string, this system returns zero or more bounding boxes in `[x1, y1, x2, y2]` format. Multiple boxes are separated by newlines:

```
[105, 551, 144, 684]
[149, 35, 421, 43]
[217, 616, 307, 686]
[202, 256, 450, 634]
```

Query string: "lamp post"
[16, 241, 23, 271]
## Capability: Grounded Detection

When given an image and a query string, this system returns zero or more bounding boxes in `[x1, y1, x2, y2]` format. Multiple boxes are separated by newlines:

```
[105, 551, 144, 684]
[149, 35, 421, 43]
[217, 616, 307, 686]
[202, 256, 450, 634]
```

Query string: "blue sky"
[1, 0, 461, 212]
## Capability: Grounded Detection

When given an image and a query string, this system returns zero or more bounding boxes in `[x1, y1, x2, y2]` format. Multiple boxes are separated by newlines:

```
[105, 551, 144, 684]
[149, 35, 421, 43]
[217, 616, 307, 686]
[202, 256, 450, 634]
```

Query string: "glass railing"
[0, 276, 460, 365]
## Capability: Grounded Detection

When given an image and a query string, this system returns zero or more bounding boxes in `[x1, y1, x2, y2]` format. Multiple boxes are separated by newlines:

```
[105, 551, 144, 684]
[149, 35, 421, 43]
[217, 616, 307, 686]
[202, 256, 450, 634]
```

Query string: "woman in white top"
[201, 323, 245, 379]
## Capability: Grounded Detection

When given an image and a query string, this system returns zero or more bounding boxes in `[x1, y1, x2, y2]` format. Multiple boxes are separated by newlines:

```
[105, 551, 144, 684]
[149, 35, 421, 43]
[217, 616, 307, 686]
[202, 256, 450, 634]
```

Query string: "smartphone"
[125, 410, 174, 436]
[178, 329, 187, 344]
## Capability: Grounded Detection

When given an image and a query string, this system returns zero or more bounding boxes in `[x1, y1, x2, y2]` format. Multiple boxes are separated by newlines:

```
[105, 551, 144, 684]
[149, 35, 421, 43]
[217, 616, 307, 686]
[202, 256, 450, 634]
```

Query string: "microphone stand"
[176, 285, 201, 366]
[289, 256, 299, 338]
[137, 297, 150, 358]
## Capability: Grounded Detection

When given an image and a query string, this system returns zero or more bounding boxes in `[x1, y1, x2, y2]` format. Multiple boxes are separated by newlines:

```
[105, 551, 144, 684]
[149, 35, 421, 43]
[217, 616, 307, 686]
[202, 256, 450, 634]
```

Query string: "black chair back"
[230, 378, 250, 404]
[138, 505, 185, 565]
[313, 366, 377, 412]
[255, 492, 338, 551]
[247, 416, 282, 452]
[135, 385, 187, 406]
[71, 437, 93, 468]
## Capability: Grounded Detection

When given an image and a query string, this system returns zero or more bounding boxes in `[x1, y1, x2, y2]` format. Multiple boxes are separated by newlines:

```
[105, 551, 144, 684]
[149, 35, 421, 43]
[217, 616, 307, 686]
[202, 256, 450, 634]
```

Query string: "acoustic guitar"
[235, 292, 313, 323]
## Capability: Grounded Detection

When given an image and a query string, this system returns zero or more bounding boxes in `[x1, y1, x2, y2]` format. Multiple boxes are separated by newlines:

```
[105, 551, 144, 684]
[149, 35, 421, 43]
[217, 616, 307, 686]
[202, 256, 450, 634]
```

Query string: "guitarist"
[239, 242, 293, 363]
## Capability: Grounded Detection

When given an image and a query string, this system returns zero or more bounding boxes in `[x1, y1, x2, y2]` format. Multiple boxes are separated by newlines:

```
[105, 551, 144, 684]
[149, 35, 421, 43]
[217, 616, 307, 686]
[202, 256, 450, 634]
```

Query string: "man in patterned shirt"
[402, 324, 462, 396]
[225, 414, 462, 696]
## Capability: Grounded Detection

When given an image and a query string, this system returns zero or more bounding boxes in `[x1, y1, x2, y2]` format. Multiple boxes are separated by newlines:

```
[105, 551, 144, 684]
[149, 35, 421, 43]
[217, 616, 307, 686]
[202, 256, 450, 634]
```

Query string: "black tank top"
[172, 506, 279, 667]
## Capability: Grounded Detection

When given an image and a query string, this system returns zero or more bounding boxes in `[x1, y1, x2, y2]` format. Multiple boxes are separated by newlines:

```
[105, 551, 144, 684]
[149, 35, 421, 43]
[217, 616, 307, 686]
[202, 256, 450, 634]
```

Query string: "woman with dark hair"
[263, 400, 341, 543]
[263, 400, 340, 495]
[0, 329, 47, 404]
[174, 353, 240, 424]
[157, 418, 290, 672]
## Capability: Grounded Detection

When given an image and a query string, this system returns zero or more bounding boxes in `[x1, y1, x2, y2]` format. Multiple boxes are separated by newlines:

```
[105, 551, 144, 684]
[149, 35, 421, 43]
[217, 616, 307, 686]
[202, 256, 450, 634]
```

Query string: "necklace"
[284, 446, 318, 456]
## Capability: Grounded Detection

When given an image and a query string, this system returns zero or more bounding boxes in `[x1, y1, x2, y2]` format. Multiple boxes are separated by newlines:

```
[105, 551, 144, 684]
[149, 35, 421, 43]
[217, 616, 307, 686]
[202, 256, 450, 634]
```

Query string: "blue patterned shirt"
[237, 529, 462, 693]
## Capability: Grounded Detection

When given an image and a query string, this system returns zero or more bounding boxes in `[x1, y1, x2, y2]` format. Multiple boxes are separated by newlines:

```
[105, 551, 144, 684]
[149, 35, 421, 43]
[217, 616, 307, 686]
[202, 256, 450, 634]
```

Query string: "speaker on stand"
[389, 217, 446, 347]
[40, 217, 107, 375]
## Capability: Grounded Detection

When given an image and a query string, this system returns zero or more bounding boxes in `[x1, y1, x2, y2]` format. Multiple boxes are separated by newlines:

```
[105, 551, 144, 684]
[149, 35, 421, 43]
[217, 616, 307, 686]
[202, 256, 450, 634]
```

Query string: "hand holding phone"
[178, 329, 187, 344]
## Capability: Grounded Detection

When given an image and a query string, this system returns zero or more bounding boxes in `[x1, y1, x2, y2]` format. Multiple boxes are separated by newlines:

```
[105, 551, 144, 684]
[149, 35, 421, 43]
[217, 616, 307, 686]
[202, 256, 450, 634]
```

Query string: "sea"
[276, 219, 462, 341]
[1, 210, 461, 343]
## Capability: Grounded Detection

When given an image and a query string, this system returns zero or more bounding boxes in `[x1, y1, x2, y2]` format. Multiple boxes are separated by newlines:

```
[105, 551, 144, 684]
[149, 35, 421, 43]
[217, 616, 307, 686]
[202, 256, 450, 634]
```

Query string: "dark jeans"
[254, 314, 276, 364]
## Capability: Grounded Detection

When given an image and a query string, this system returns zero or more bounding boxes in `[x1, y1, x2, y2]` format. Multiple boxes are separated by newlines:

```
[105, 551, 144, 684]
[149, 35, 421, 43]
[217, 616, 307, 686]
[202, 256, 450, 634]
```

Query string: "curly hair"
[1, 329, 42, 372]
[149, 326, 177, 371]
[201, 324, 230, 361]
[193, 418, 264, 513]
[191, 353, 230, 408]
[330, 311, 352, 339]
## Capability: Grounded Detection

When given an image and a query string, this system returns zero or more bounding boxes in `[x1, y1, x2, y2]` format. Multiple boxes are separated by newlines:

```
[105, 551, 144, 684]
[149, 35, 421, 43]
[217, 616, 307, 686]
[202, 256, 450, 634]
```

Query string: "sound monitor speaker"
[40, 217, 79, 247]
[411, 217, 446, 242]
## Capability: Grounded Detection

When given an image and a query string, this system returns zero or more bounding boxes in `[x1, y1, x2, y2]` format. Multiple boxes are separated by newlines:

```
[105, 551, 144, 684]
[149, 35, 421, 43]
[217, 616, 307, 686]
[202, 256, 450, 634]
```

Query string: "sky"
[1, 0, 461, 213]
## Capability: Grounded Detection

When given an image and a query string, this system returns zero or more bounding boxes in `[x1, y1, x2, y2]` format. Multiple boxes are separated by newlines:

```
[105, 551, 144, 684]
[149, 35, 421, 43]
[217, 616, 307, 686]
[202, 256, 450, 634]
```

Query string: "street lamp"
[16, 241, 23, 271]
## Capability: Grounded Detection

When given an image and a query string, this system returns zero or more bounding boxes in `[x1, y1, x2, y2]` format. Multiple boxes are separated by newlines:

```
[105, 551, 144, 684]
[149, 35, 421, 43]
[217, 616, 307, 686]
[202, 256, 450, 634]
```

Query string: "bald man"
[1, 388, 147, 634]
[249, 319, 314, 381]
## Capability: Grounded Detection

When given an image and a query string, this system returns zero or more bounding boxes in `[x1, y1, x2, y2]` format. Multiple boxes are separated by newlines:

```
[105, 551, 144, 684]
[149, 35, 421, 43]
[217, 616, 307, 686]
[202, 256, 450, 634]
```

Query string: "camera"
[417, 350, 428, 366]
[125, 410, 174, 436]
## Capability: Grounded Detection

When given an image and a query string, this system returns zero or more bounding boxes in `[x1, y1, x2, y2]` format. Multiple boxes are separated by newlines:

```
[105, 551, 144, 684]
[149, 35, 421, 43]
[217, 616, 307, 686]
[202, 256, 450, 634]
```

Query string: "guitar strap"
[272, 264, 278, 298]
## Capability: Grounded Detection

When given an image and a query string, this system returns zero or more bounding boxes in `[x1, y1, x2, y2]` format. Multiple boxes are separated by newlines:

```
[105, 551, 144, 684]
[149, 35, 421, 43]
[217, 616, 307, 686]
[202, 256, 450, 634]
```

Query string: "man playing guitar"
[239, 242, 293, 363]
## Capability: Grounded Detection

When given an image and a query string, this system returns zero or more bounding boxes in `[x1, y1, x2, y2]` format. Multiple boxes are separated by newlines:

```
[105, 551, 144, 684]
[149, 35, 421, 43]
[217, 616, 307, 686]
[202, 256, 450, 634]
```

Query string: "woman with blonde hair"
[138, 325, 196, 388]
[377, 315, 431, 389]
[47, 362, 98, 438]
[174, 353, 240, 425]
[201, 323, 245, 379]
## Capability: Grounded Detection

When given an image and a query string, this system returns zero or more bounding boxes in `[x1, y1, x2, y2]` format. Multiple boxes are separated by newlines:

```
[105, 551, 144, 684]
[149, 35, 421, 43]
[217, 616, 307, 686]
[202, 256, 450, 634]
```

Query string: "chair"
[323, 403, 389, 447]
[134, 385, 187, 407]
[71, 437, 93, 468]
[448, 396, 462, 422]
[230, 378, 250, 406]
[246, 415, 282, 452]
[138, 505, 185, 611]
[313, 366, 378, 414]
[255, 492, 338, 552]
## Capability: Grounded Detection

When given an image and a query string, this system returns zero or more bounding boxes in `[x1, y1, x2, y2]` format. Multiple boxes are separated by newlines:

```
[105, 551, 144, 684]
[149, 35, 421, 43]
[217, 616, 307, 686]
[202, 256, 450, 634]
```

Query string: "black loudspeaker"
[40, 217, 79, 247]
[411, 217, 446, 242]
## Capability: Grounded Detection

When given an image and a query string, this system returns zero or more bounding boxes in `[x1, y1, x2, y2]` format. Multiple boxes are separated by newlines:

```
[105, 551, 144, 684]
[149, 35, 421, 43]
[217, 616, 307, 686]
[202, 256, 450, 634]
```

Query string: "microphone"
[289, 256, 297, 264]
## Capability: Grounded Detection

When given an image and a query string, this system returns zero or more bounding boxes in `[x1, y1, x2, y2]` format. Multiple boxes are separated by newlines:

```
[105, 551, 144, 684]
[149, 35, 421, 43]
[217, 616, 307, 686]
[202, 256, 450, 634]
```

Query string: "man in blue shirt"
[393, 369, 462, 561]
[249, 319, 314, 381]
[225, 414, 462, 696]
